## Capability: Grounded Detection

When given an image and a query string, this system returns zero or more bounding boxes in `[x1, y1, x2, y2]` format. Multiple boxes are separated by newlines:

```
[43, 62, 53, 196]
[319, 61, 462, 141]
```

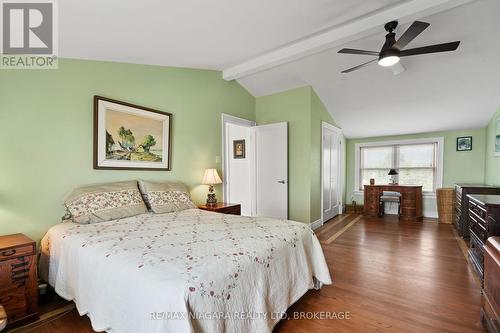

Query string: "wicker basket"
[436, 187, 455, 224]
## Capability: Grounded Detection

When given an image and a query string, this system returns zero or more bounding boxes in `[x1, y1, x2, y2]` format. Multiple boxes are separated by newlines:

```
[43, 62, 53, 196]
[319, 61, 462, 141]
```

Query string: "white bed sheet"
[40, 209, 332, 333]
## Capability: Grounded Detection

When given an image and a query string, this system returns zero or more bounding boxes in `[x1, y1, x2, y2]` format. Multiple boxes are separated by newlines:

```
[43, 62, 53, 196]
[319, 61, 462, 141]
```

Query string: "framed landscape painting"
[93, 96, 172, 170]
[496, 116, 500, 157]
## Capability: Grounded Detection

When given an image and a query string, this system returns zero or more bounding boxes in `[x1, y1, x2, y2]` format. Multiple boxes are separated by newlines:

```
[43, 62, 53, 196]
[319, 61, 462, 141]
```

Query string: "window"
[355, 138, 443, 193]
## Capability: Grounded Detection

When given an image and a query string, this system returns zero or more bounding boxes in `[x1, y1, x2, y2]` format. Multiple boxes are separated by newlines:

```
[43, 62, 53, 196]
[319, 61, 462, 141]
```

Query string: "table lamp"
[388, 169, 398, 185]
[202, 168, 222, 205]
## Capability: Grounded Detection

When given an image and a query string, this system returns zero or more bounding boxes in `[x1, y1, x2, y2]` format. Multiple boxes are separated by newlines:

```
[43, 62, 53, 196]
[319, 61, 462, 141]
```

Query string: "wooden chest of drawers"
[454, 184, 500, 238]
[482, 237, 500, 333]
[467, 195, 500, 281]
[0, 233, 39, 328]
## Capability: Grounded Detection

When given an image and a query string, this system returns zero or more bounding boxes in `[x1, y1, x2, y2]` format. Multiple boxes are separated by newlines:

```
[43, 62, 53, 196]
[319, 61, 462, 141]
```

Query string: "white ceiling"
[60, 0, 500, 138]
[60, 0, 404, 69]
[237, 0, 500, 138]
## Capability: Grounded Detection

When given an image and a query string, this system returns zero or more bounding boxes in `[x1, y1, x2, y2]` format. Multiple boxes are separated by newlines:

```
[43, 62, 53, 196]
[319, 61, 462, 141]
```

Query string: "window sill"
[353, 190, 436, 198]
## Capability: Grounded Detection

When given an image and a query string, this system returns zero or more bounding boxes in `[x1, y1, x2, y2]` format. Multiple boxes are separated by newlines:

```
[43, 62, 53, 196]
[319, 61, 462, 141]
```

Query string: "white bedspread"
[40, 209, 332, 333]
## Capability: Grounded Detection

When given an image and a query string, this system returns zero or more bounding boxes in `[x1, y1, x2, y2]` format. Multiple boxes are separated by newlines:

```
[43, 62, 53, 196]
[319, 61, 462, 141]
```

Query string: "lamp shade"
[202, 168, 222, 185]
[388, 169, 398, 175]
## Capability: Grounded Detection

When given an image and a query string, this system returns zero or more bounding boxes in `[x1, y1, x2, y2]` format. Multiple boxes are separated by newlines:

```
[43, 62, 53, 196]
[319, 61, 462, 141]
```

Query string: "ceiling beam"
[222, 0, 475, 81]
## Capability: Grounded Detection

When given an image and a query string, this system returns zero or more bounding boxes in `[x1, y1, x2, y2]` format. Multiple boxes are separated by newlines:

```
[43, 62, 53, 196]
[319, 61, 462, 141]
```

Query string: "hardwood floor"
[10, 214, 484, 333]
[276, 214, 484, 333]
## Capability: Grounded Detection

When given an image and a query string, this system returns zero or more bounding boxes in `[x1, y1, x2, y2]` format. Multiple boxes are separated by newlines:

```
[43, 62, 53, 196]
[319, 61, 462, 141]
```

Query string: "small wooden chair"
[379, 191, 402, 217]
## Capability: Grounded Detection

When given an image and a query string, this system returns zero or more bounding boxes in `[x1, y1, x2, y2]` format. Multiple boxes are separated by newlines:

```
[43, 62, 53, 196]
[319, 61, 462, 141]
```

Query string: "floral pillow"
[138, 180, 196, 214]
[65, 181, 148, 224]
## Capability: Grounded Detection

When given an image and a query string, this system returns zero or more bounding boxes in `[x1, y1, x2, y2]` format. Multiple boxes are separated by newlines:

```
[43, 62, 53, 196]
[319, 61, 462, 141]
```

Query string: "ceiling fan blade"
[338, 48, 379, 56]
[399, 41, 460, 57]
[341, 59, 377, 73]
[394, 21, 430, 50]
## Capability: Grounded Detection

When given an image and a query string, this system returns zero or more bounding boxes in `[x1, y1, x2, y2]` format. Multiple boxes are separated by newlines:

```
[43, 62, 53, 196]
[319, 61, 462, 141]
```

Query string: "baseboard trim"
[310, 219, 323, 230]
[423, 209, 438, 219]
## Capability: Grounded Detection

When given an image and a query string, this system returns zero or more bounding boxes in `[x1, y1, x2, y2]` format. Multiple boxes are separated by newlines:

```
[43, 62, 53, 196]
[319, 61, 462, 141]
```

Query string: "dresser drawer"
[0, 234, 39, 328]
[470, 209, 487, 228]
[218, 206, 241, 215]
[469, 232, 485, 278]
[470, 202, 487, 221]
[0, 245, 34, 261]
[0, 256, 33, 287]
[0, 287, 28, 322]
[471, 219, 488, 243]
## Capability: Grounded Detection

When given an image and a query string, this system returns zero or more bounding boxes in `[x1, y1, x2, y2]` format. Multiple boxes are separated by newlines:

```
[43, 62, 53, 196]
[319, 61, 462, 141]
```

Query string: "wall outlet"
[215, 155, 221, 163]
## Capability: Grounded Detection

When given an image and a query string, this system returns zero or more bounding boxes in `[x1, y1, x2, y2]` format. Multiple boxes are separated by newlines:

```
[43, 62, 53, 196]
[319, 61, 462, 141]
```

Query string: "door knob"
[277, 180, 286, 184]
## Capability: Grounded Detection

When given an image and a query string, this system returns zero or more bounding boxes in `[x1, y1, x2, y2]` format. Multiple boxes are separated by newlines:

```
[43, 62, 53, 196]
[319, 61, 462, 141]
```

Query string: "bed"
[40, 208, 332, 333]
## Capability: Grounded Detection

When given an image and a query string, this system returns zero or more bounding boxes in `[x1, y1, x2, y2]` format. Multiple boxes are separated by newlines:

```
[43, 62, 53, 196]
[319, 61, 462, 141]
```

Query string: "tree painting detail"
[100, 104, 166, 164]
[95, 96, 171, 170]
[106, 126, 162, 162]
[141, 135, 156, 153]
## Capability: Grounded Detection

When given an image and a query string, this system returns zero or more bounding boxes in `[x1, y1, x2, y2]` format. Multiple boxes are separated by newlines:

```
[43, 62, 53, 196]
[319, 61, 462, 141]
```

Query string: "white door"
[322, 123, 342, 222]
[225, 123, 252, 216]
[222, 114, 256, 216]
[253, 122, 288, 219]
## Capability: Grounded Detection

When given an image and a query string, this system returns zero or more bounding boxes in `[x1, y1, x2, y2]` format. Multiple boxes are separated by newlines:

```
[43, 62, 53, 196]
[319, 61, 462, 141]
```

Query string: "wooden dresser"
[467, 195, 500, 280]
[482, 237, 500, 333]
[364, 185, 423, 221]
[198, 203, 241, 215]
[455, 184, 500, 238]
[0, 233, 39, 328]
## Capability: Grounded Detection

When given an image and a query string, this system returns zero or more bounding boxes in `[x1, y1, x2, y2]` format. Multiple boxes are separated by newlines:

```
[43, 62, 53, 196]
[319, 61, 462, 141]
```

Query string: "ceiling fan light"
[378, 56, 400, 67]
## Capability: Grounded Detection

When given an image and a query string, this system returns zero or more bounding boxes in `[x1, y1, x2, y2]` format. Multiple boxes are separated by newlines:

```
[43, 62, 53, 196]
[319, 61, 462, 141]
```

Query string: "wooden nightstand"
[0, 233, 39, 328]
[198, 203, 241, 215]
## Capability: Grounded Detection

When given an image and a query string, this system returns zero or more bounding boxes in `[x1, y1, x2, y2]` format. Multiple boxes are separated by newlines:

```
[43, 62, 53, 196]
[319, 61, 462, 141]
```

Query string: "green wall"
[0, 58, 255, 241]
[310, 90, 346, 222]
[256, 86, 340, 223]
[256, 87, 312, 223]
[485, 108, 500, 186]
[5, 56, 492, 239]
[346, 128, 487, 217]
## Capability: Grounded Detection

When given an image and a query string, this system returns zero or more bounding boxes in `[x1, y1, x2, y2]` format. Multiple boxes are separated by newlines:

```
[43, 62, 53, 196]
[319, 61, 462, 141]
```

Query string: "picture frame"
[495, 116, 500, 157]
[456, 136, 472, 151]
[93, 96, 172, 170]
[233, 139, 245, 159]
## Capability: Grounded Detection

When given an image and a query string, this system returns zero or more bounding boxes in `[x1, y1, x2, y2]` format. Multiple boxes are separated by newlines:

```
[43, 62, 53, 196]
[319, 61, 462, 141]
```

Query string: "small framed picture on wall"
[233, 140, 245, 159]
[456, 136, 472, 151]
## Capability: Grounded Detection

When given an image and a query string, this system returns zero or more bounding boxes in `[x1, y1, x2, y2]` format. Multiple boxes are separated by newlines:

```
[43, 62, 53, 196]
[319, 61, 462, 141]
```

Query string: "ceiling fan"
[338, 21, 460, 73]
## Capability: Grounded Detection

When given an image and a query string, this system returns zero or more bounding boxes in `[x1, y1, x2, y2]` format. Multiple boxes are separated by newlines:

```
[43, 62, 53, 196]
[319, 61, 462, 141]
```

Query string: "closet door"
[323, 123, 341, 222]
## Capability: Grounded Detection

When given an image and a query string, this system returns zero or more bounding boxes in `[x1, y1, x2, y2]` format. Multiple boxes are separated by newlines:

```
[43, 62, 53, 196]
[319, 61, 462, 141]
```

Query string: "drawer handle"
[1, 249, 16, 256]
[0, 295, 13, 303]
[12, 274, 29, 282]
[11, 262, 28, 269]
[11, 268, 30, 276]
